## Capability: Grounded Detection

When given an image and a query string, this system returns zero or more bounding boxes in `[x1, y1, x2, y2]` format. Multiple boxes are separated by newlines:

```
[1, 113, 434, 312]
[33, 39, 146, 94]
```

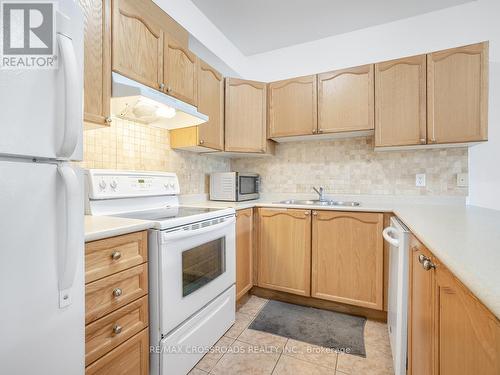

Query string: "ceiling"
[190, 0, 474, 56]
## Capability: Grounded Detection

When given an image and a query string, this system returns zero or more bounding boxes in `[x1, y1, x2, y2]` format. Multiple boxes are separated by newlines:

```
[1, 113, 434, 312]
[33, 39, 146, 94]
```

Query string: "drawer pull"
[113, 324, 122, 335]
[111, 251, 122, 260]
[112, 288, 123, 297]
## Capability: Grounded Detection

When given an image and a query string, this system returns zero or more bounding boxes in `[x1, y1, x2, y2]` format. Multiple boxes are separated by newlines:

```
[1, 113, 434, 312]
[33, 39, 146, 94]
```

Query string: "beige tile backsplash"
[80, 118, 230, 194]
[231, 137, 468, 196]
[82, 120, 467, 196]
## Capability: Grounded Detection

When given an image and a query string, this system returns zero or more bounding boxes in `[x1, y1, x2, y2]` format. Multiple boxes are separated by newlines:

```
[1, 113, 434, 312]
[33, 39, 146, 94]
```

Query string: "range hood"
[110, 72, 208, 129]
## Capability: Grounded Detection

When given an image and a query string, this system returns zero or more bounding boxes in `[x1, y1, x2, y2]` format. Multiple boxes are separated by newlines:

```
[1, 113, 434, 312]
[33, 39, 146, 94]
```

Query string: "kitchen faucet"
[313, 186, 326, 201]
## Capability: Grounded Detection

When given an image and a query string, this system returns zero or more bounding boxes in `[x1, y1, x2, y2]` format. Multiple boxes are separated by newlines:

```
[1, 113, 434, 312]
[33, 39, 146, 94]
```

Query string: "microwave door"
[238, 175, 259, 200]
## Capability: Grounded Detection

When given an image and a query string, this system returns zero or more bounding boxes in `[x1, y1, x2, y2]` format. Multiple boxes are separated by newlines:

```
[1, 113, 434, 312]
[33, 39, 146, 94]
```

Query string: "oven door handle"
[162, 216, 236, 242]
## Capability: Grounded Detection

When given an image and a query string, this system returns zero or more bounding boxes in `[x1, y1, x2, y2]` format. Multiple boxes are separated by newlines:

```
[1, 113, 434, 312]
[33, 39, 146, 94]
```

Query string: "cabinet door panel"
[427, 42, 488, 144]
[112, 0, 163, 90]
[257, 208, 311, 296]
[80, 0, 111, 126]
[375, 55, 427, 147]
[197, 60, 224, 150]
[164, 36, 197, 105]
[408, 238, 435, 375]
[311, 211, 383, 309]
[236, 208, 253, 300]
[318, 65, 374, 134]
[268, 75, 317, 137]
[435, 264, 500, 375]
[225, 78, 267, 153]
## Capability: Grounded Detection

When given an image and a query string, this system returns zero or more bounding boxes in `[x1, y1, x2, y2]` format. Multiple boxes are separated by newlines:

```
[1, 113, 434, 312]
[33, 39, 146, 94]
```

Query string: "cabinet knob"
[312, 211, 318, 216]
[422, 259, 436, 271]
[304, 211, 310, 216]
[159, 83, 165, 90]
[167, 86, 172, 93]
[104, 117, 112, 125]
[113, 324, 122, 335]
[312, 129, 317, 134]
[112, 288, 123, 298]
[111, 251, 121, 261]
[318, 129, 323, 133]
[420, 138, 426, 144]
[199, 140, 204, 145]
[430, 138, 437, 144]
[418, 254, 428, 264]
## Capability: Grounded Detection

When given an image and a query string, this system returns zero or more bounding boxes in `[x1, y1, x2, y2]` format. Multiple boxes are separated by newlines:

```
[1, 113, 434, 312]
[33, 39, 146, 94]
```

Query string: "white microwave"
[210, 172, 260, 201]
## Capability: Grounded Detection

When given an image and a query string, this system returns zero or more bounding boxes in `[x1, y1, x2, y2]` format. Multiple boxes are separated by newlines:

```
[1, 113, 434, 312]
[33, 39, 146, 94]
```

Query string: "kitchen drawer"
[85, 231, 148, 284]
[85, 296, 149, 366]
[86, 264, 148, 324]
[85, 328, 149, 375]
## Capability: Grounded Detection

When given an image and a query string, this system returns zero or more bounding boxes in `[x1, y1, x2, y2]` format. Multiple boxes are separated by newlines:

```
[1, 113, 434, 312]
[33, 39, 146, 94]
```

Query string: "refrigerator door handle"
[56, 33, 80, 159]
[57, 164, 79, 308]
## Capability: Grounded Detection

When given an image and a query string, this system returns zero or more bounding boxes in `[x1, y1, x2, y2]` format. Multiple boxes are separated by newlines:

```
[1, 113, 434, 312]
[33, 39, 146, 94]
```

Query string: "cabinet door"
[268, 75, 317, 137]
[236, 208, 253, 300]
[225, 78, 267, 153]
[435, 263, 500, 375]
[311, 211, 383, 309]
[164, 36, 197, 105]
[375, 55, 427, 147]
[257, 208, 311, 296]
[197, 60, 224, 150]
[427, 42, 488, 144]
[408, 237, 435, 375]
[80, 0, 111, 127]
[112, 0, 163, 90]
[318, 65, 374, 134]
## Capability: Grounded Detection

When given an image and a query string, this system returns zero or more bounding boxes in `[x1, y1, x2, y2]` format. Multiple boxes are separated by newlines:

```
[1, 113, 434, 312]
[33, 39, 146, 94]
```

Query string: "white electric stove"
[85, 169, 236, 375]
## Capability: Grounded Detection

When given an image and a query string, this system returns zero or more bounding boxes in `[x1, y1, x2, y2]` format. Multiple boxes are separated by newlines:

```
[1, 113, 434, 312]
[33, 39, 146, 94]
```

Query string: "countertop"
[84, 194, 500, 319]
[84, 215, 154, 242]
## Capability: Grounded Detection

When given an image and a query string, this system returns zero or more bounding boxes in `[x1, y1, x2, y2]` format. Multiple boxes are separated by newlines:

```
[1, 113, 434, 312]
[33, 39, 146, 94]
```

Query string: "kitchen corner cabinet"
[79, 0, 112, 128]
[225, 78, 271, 153]
[112, 0, 164, 90]
[163, 36, 197, 105]
[257, 208, 311, 296]
[236, 208, 253, 300]
[375, 55, 427, 147]
[311, 211, 384, 310]
[408, 235, 500, 375]
[170, 60, 224, 151]
[268, 75, 317, 138]
[427, 42, 488, 144]
[318, 65, 374, 134]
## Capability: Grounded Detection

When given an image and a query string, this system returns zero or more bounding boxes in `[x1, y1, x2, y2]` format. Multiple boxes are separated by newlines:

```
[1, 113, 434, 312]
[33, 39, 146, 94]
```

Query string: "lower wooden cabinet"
[311, 211, 384, 310]
[85, 328, 149, 375]
[409, 235, 500, 375]
[257, 208, 311, 296]
[236, 208, 253, 300]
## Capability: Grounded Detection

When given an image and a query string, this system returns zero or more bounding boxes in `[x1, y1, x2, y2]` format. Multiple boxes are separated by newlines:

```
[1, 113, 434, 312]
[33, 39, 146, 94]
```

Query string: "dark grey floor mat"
[248, 300, 367, 357]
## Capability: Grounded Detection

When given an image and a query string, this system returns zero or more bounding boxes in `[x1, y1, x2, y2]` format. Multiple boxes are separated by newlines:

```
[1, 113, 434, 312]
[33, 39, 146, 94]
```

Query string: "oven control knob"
[169, 183, 176, 190]
[98, 180, 107, 190]
[110, 180, 118, 190]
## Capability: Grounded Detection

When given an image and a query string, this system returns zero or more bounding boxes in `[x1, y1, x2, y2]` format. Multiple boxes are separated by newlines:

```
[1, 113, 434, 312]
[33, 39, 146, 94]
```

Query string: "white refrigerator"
[0, 1, 85, 374]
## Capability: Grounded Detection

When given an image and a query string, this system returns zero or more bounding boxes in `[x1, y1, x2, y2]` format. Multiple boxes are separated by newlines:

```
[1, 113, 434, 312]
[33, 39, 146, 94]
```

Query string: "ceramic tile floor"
[191, 295, 394, 375]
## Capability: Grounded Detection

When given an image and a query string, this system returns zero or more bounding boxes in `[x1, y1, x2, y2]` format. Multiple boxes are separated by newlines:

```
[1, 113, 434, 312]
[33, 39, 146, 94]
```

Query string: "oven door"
[159, 215, 236, 335]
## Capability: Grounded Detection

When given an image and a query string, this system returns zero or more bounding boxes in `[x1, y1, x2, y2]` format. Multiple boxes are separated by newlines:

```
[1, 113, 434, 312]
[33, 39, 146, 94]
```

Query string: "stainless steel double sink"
[277, 199, 360, 207]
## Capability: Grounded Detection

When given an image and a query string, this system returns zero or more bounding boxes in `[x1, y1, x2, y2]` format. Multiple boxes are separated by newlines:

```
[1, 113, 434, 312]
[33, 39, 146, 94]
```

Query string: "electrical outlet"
[416, 173, 426, 187]
[457, 173, 468, 187]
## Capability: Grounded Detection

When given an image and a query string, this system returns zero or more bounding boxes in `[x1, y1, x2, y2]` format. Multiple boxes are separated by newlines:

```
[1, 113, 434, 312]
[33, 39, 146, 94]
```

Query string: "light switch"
[457, 173, 468, 187]
[416, 173, 426, 187]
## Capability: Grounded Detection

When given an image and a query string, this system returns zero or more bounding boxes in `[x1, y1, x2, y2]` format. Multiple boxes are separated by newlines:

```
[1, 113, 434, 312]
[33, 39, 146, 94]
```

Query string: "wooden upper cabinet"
[164, 36, 197, 105]
[408, 236, 435, 375]
[427, 42, 488, 144]
[197, 60, 224, 150]
[434, 262, 500, 375]
[80, 0, 111, 127]
[257, 208, 311, 296]
[236, 208, 253, 300]
[318, 65, 374, 134]
[225, 78, 268, 153]
[268, 75, 318, 138]
[375, 55, 427, 147]
[112, 0, 163, 90]
[311, 211, 384, 310]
